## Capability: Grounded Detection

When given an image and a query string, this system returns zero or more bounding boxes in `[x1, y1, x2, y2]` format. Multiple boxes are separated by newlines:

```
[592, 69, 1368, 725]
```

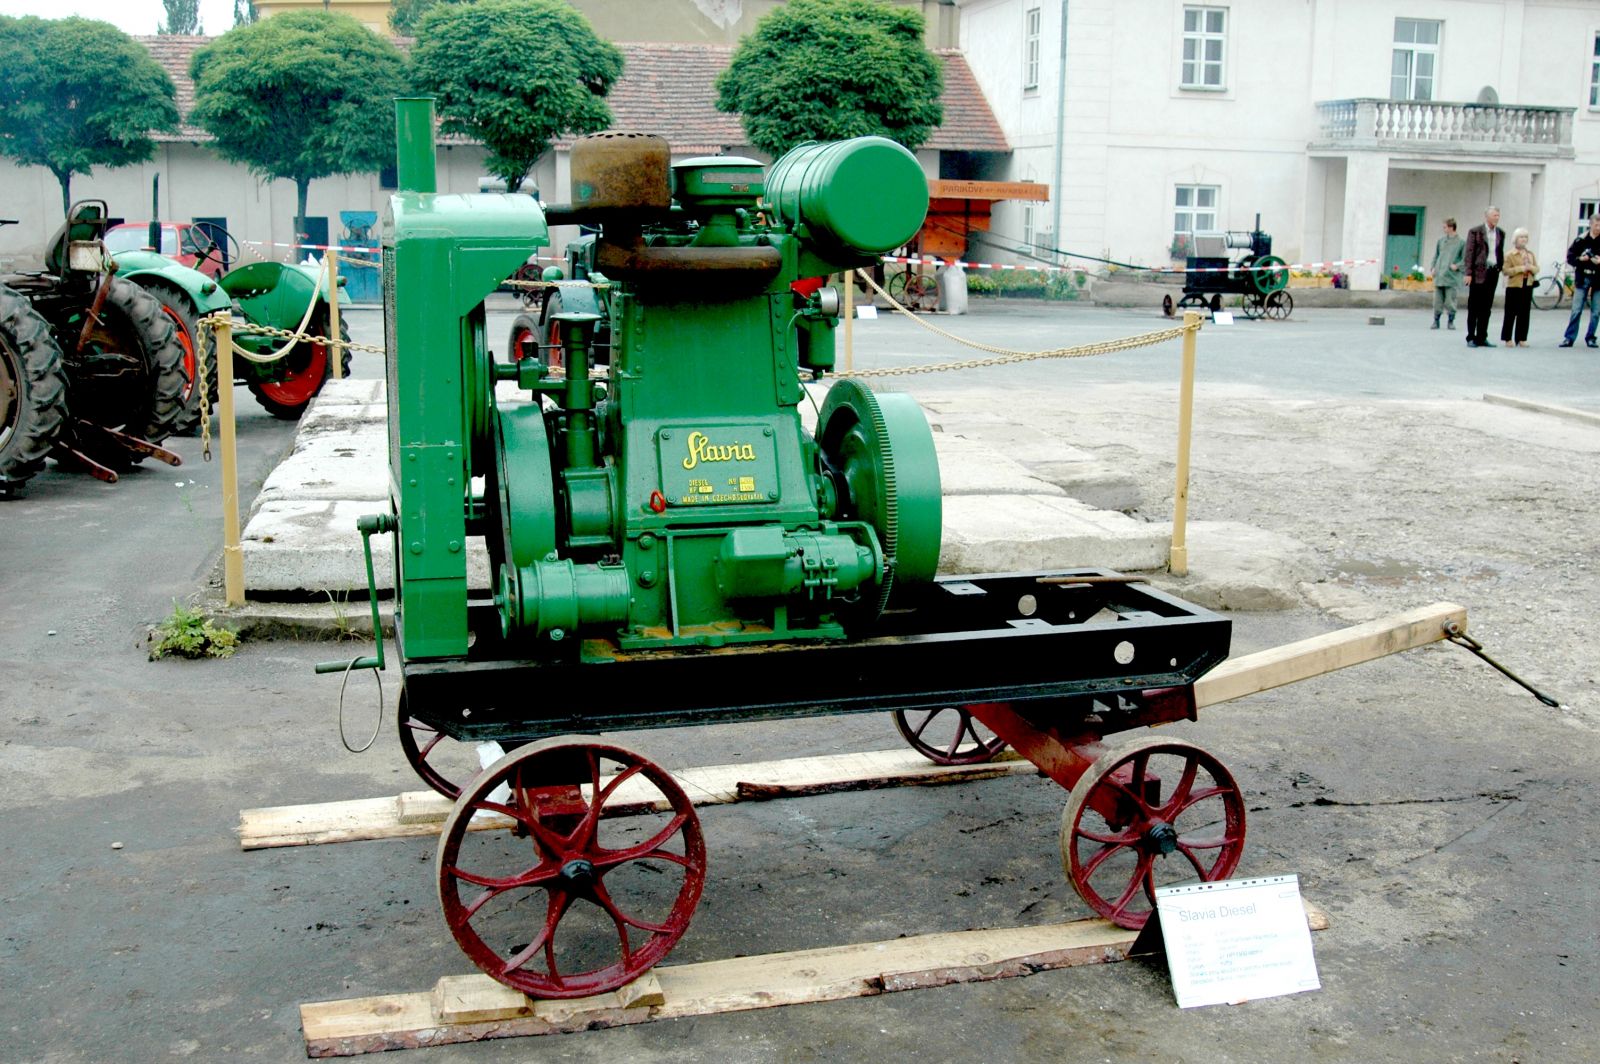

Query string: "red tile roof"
[136, 37, 1009, 154]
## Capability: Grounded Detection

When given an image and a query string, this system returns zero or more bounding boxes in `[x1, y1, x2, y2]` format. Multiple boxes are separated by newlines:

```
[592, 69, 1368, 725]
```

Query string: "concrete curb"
[1482, 392, 1600, 427]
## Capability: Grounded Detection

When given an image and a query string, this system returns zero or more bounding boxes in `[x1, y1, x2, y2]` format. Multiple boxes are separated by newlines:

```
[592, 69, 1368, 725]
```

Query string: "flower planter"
[1386, 277, 1431, 292]
[1288, 276, 1333, 289]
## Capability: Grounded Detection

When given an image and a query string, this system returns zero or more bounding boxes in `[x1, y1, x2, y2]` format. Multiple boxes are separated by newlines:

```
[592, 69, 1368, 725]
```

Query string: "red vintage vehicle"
[103, 222, 229, 280]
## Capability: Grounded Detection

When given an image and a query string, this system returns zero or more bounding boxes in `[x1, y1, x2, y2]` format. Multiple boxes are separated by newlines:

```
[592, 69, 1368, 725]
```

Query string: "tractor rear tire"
[245, 308, 352, 420]
[141, 282, 217, 436]
[0, 284, 68, 490]
[75, 277, 187, 447]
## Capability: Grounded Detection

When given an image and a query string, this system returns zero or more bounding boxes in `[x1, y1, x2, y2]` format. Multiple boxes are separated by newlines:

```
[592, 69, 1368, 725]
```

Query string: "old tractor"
[326, 99, 1241, 999]
[1165, 215, 1291, 320]
[0, 202, 186, 490]
[111, 230, 351, 426]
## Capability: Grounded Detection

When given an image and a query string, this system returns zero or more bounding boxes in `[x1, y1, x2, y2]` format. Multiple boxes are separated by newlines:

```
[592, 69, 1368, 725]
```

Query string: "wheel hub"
[1144, 820, 1179, 856]
[559, 857, 597, 888]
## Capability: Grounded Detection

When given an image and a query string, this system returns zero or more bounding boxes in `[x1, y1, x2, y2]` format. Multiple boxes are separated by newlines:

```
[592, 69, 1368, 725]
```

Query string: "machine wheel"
[1060, 737, 1246, 929]
[1250, 255, 1288, 295]
[245, 308, 352, 420]
[536, 292, 566, 374]
[816, 379, 942, 623]
[1161, 293, 1174, 318]
[398, 691, 484, 800]
[507, 313, 542, 365]
[437, 739, 707, 998]
[1240, 292, 1266, 320]
[66, 276, 186, 445]
[0, 285, 68, 489]
[140, 282, 217, 435]
[903, 273, 938, 313]
[1175, 294, 1208, 311]
[893, 706, 1007, 765]
[1264, 289, 1293, 321]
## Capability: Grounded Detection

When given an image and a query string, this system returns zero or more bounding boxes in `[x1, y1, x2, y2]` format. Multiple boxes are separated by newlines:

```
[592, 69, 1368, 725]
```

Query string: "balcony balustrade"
[1313, 98, 1574, 158]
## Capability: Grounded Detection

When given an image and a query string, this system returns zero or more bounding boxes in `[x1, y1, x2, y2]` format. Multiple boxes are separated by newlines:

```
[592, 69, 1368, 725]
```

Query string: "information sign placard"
[1154, 874, 1321, 1008]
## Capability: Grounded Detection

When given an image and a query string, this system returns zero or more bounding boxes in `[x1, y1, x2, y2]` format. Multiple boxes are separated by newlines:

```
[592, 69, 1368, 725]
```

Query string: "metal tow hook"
[1443, 621, 1561, 708]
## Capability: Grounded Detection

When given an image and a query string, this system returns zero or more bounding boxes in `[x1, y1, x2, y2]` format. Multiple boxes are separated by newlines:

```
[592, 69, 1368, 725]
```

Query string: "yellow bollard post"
[216, 319, 245, 606]
[1169, 311, 1200, 576]
[843, 270, 854, 374]
[327, 247, 343, 379]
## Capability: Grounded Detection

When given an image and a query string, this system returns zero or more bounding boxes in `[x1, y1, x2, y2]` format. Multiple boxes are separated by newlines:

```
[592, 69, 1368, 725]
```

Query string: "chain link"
[843, 268, 1198, 379]
[197, 326, 212, 461]
[502, 278, 611, 292]
[197, 314, 387, 356]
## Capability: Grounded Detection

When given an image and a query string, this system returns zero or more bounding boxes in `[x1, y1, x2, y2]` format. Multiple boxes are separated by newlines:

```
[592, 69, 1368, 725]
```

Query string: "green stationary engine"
[327, 100, 1234, 1001]
[382, 99, 938, 663]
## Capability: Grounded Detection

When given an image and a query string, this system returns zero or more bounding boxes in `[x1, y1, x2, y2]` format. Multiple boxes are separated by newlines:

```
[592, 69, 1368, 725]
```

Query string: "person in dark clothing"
[1463, 206, 1504, 348]
[1560, 213, 1600, 348]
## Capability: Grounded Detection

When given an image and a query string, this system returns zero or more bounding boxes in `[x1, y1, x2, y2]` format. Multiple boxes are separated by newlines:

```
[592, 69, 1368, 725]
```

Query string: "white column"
[1530, 160, 1575, 269]
[1339, 152, 1390, 290]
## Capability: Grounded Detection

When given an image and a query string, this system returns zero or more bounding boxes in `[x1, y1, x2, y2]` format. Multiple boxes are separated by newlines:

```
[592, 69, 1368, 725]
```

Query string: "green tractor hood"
[111, 250, 233, 314]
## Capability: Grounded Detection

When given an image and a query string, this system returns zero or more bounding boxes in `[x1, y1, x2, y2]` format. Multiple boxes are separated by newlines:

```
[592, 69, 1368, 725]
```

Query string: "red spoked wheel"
[437, 740, 706, 999]
[507, 313, 541, 366]
[1060, 737, 1246, 929]
[397, 692, 482, 800]
[893, 706, 1007, 765]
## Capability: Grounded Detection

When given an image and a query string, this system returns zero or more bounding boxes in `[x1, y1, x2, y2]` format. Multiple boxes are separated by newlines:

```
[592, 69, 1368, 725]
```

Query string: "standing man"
[1429, 217, 1464, 329]
[1463, 206, 1504, 348]
[1560, 213, 1600, 348]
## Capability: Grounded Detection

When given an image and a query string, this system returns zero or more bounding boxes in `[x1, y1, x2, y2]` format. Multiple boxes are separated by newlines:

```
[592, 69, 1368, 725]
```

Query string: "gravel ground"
[2, 302, 1596, 1063]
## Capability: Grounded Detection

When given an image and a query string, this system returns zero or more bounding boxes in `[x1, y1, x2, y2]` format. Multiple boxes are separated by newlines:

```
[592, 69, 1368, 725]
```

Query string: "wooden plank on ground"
[239, 748, 1037, 850]
[1196, 601, 1466, 708]
[301, 903, 1328, 1057]
[245, 603, 1467, 851]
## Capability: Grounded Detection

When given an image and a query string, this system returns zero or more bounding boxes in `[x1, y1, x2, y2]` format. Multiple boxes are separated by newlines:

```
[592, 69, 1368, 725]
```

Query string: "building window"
[1021, 204, 1037, 251]
[1590, 33, 1599, 107]
[1392, 18, 1441, 101]
[1174, 185, 1219, 239]
[1579, 199, 1599, 238]
[1023, 6, 1041, 92]
[1181, 6, 1226, 89]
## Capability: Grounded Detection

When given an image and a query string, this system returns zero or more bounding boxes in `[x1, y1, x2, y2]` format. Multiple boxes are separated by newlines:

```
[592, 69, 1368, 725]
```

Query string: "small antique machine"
[330, 98, 1242, 1000]
[1169, 215, 1292, 320]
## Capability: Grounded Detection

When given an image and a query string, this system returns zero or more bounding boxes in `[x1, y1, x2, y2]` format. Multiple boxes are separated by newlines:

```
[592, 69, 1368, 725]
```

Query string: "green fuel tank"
[763, 137, 929, 259]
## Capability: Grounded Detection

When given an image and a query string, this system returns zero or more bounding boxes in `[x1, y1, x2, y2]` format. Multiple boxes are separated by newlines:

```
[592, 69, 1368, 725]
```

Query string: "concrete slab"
[254, 433, 388, 507]
[243, 500, 393, 594]
[312, 377, 387, 405]
[1147, 520, 1319, 611]
[939, 494, 1169, 574]
[931, 433, 1065, 497]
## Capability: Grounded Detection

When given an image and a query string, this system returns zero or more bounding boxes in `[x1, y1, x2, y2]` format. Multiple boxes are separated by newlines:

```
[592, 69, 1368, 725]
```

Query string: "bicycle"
[1531, 262, 1572, 311]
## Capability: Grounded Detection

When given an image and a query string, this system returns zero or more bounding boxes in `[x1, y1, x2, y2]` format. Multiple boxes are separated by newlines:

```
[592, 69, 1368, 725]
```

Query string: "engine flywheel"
[816, 379, 941, 622]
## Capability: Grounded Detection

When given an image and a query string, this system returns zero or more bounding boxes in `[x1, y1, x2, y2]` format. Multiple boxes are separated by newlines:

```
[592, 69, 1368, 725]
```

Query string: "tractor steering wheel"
[192, 222, 243, 273]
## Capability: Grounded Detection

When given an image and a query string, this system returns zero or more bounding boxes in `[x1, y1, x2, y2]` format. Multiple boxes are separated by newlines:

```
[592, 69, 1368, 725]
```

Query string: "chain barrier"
[842, 268, 1198, 379]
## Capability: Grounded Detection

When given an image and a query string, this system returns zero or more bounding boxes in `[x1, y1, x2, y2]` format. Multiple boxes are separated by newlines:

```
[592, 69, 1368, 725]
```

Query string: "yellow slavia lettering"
[682, 431, 759, 470]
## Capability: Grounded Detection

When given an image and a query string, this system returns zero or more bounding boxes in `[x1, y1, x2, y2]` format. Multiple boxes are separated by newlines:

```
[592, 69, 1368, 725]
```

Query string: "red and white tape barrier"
[881, 254, 1377, 275]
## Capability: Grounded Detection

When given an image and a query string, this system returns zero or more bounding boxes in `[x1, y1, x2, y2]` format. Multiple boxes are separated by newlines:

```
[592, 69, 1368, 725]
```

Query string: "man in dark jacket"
[1560, 213, 1600, 348]
[1463, 206, 1504, 347]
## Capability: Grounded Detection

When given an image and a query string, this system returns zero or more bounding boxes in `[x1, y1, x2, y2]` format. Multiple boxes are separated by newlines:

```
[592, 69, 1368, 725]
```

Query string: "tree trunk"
[53, 169, 71, 218]
[294, 177, 310, 252]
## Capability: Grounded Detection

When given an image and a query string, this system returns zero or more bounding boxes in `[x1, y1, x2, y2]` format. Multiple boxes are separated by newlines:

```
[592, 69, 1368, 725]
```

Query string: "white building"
[959, 0, 1600, 288]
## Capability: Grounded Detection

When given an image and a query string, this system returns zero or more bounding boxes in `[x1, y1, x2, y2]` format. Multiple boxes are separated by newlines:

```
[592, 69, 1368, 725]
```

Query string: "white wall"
[959, 0, 1600, 276]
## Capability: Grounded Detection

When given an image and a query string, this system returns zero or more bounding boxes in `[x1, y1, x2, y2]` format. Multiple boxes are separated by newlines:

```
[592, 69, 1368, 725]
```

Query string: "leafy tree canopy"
[390, 0, 469, 36]
[189, 11, 407, 224]
[0, 16, 179, 215]
[411, 0, 622, 194]
[716, 0, 943, 158]
[159, 0, 202, 35]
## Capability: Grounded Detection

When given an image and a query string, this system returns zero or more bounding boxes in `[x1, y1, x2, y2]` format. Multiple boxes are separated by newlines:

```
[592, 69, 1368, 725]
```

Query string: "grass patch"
[148, 603, 241, 660]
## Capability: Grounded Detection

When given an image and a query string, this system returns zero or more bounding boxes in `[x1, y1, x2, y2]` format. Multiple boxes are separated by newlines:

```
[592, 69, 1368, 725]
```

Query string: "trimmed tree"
[411, 0, 622, 195]
[716, 0, 943, 158]
[159, 0, 202, 35]
[0, 16, 179, 216]
[188, 11, 407, 240]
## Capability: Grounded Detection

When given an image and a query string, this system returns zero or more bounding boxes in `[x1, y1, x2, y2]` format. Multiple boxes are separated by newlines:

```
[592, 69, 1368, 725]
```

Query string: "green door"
[1385, 206, 1425, 278]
